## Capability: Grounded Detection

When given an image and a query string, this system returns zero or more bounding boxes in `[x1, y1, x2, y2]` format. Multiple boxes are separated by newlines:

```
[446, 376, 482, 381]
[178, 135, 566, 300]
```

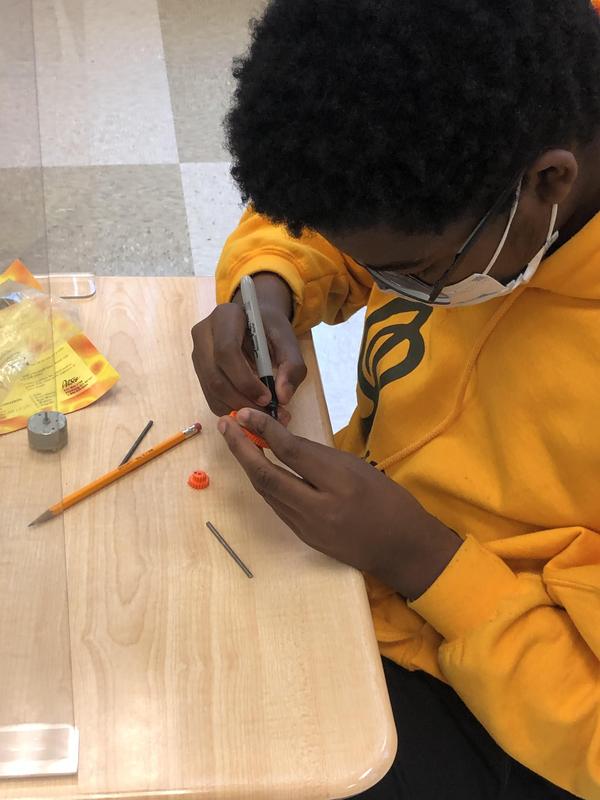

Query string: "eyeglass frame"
[356, 176, 523, 304]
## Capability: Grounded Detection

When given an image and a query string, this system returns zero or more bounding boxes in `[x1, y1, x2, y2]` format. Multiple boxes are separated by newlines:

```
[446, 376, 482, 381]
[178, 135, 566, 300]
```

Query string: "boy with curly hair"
[192, 2, 600, 797]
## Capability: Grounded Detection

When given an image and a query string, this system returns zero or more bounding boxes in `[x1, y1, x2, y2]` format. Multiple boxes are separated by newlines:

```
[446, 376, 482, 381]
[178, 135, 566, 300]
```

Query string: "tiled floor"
[179, 161, 245, 274]
[44, 165, 193, 275]
[34, 0, 180, 167]
[0, 0, 364, 430]
[158, 0, 266, 161]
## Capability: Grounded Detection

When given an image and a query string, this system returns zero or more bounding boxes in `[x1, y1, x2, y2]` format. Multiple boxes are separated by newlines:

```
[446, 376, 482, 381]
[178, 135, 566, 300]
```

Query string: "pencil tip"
[28, 509, 54, 527]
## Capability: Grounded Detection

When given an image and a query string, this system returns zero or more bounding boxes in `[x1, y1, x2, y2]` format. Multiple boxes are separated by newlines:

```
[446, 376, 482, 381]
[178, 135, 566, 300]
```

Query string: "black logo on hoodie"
[358, 298, 432, 437]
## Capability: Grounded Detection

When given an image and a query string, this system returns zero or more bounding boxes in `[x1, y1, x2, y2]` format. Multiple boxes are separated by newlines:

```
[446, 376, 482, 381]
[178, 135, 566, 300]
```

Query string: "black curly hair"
[225, 0, 600, 237]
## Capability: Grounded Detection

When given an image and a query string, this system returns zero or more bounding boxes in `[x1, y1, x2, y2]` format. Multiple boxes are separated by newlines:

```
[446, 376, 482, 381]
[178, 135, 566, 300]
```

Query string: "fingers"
[218, 414, 316, 508]
[210, 305, 272, 405]
[232, 408, 338, 489]
[268, 324, 308, 405]
[274, 406, 292, 427]
[191, 300, 306, 417]
[200, 365, 265, 417]
[263, 495, 303, 537]
[215, 334, 271, 409]
[191, 306, 269, 415]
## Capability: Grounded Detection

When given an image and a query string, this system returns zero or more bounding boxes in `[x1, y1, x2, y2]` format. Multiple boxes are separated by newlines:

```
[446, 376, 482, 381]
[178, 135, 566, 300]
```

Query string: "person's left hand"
[218, 408, 462, 600]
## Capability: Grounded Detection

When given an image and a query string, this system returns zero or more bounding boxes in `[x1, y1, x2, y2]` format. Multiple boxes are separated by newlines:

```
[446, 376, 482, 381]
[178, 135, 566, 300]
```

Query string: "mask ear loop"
[482, 179, 522, 276]
[546, 204, 559, 246]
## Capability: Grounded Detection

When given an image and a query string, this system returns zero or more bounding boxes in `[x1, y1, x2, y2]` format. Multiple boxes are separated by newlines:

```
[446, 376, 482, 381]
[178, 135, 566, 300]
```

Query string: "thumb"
[268, 321, 307, 405]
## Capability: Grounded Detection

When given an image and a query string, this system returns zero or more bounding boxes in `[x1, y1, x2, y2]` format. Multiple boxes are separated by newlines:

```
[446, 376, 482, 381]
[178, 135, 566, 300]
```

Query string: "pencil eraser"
[194, 422, 202, 433]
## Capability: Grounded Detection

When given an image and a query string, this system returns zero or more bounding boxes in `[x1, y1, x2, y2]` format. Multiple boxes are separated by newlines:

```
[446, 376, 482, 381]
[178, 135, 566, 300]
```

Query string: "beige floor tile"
[33, 0, 178, 166]
[180, 162, 243, 276]
[0, 168, 48, 275]
[0, 1, 43, 168]
[0, 75, 43, 169]
[43, 165, 193, 275]
[158, 0, 265, 162]
[0, 0, 36, 72]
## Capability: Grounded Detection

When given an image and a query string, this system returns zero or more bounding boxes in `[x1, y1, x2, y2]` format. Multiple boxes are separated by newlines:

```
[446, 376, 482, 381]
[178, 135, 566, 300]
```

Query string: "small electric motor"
[27, 411, 68, 452]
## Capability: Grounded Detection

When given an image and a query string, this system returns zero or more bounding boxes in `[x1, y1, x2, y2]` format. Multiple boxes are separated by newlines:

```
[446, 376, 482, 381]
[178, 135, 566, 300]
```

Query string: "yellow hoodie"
[215, 207, 600, 799]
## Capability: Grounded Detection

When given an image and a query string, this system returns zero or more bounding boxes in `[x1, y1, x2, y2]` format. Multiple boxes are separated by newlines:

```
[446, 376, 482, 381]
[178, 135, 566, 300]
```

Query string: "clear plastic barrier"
[1, 0, 273, 788]
[35, 273, 96, 301]
[0, 0, 77, 779]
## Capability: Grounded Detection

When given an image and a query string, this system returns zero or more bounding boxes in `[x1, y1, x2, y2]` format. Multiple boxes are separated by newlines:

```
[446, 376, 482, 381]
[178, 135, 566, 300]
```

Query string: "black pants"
[351, 658, 581, 800]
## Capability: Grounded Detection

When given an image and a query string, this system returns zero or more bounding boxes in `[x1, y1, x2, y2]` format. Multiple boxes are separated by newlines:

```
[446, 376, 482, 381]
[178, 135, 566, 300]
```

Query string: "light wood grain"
[1, 277, 396, 799]
[1, 362, 74, 730]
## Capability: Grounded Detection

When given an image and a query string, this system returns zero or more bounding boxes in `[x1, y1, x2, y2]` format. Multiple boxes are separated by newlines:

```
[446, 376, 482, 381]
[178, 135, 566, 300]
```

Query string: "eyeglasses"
[357, 178, 521, 305]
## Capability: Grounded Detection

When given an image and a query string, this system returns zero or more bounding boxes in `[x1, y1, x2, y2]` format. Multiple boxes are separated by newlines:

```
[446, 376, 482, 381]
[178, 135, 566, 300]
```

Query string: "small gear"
[229, 410, 269, 449]
[188, 470, 210, 490]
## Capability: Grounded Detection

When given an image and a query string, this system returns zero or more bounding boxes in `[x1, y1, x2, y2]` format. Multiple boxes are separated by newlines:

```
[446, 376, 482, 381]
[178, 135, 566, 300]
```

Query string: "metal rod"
[118, 420, 154, 466]
[206, 521, 253, 579]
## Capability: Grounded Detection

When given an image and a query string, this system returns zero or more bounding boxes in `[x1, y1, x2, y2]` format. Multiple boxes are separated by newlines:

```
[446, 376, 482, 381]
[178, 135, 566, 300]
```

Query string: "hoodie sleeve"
[410, 528, 600, 800]
[214, 207, 372, 334]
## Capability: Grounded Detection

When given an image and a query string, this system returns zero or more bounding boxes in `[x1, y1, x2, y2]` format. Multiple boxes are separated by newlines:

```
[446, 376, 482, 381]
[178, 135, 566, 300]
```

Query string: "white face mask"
[435, 183, 559, 307]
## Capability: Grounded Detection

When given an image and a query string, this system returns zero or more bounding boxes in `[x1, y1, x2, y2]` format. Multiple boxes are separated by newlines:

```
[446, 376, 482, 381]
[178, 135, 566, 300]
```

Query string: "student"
[191, 1, 600, 797]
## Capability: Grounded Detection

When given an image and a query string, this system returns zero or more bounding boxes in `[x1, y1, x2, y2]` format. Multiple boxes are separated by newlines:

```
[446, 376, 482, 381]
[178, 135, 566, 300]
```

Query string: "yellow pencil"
[29, 423, 202, 527]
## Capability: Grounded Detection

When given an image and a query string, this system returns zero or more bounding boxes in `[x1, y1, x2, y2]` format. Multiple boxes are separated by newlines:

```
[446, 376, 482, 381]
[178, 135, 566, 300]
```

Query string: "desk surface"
[1, 277, 395, 799]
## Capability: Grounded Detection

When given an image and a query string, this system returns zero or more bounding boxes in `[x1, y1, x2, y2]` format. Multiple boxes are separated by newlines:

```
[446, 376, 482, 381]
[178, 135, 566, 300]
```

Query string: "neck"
[557, 134, 600, 245]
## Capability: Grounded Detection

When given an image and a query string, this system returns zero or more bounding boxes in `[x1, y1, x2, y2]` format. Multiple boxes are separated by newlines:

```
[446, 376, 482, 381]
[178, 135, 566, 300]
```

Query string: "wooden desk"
[1, 277, 396, 799]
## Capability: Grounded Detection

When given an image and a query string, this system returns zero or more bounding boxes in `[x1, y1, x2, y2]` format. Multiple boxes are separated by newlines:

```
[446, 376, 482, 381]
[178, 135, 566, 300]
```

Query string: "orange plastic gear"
[187, 470, 210, 490]
[229, 410, 269, 449]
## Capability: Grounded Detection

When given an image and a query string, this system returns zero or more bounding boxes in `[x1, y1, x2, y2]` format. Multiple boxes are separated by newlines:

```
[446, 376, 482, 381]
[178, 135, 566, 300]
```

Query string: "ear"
[523, 149, 578, 205]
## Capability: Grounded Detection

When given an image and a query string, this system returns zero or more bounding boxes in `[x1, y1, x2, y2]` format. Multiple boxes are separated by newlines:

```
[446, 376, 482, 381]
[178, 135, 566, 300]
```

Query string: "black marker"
[240, 275, 278, 419]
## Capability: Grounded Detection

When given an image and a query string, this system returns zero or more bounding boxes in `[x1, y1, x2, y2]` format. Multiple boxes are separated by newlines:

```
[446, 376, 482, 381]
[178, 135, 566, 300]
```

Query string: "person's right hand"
[191, 273, 307, 421]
